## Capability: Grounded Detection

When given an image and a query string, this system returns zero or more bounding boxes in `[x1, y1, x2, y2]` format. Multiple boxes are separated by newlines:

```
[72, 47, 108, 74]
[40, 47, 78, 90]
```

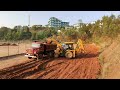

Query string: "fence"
[0, 40, 32, 58]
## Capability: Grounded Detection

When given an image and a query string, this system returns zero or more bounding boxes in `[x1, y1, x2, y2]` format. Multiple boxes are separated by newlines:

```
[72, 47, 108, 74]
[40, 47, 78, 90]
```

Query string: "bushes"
[36, 29, 58, 40]
[31, 32, 37, 40]
[37, 31, 48, 40]
[65, 29, 80, 39]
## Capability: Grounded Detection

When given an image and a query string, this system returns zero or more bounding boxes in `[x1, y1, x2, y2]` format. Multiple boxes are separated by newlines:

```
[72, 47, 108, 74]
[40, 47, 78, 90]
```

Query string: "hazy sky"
[0, 11, 120, 28]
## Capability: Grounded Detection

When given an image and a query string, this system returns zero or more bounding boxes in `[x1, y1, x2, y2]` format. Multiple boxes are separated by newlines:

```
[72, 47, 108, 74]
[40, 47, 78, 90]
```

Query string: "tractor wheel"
[28, 57, 32, 59]
[48, 51, 54, 58]
[65, 51, 73, 59]
[37, 54, 43, 60]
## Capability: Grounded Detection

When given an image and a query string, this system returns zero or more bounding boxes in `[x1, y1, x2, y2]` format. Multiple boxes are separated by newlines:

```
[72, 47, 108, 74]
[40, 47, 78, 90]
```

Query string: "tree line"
[0, 14, 120, 42]
[57, 14, 120, 43]
[0, 25, 57, 41]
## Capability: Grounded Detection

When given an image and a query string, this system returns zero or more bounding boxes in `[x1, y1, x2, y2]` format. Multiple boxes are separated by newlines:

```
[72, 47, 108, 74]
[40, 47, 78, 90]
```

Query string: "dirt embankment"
[99, 36, 120, 79]
[0, 44, 101, 79]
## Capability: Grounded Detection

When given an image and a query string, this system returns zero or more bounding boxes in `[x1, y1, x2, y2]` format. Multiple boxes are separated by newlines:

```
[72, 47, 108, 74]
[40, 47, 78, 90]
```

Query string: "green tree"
[0, 27, 10, 40]
[23, 26, 29, 32]
[31, 32, 37, 40]
[13, 25, 23, 31]
[37, 31, 48, 40]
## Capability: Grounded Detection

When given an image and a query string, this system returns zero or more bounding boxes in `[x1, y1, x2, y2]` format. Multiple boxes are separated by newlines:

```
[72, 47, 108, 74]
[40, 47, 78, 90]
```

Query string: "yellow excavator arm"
[47, 38, 62, 48]
[75, 39, 85, 53]
[46, 38, 63, 57]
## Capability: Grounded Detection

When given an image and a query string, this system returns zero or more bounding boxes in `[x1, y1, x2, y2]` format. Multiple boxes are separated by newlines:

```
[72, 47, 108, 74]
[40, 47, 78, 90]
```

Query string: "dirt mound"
[0, 43, 18, 46]
[99, 37, 120, 79]
[2, 43, 11, 46]
[11, 43, 18, 46]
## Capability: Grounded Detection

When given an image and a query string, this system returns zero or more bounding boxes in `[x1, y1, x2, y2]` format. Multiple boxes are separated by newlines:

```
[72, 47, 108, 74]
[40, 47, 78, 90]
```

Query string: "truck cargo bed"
[40, 43, 57, 52]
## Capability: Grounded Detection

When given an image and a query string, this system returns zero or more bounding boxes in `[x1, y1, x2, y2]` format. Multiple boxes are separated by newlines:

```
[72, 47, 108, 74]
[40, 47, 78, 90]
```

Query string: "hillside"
[99, 35, 120, 79]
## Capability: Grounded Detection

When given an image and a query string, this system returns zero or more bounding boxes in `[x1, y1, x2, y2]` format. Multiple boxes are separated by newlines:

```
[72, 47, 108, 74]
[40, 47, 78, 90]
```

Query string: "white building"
[73, 22, 85, 29]
[73, 23, 80, 29]
[90, 21, 95, 24]
[65, 26, 74, 29]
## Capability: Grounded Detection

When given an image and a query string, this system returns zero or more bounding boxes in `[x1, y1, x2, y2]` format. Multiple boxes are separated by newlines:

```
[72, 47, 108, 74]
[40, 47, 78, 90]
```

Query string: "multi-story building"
[48, 17, 69, 28]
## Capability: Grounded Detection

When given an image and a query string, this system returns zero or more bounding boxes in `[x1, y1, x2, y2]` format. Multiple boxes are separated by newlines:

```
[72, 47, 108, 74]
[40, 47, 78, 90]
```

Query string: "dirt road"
[0, 44, 101, 79]
[0, 55, 29, 70]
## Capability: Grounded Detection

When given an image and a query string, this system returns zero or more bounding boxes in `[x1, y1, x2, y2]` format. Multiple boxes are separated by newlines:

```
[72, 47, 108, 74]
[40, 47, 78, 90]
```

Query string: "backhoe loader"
[64, 39, 85, 59]
[46, 38, 85, 59]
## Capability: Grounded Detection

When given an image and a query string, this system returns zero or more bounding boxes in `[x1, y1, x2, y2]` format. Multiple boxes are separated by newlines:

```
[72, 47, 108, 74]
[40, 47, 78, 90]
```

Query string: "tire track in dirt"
[24, 60, 66, 79]
[0, 44, 101, 79]
[0, 59, 50, 79]
[41, 44, 100, 79]
[41, 61, 69, 79]
[61, 61, 81, 79]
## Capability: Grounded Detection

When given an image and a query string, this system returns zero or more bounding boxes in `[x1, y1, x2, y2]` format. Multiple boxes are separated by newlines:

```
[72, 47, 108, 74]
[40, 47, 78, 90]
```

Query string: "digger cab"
[62, 40, 85, 59]
[62, 42, 75, 50]
[61, 42, 76, 59]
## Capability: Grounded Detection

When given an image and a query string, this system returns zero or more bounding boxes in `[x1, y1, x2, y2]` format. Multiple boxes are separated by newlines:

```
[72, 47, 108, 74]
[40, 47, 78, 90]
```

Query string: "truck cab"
[25, 41, 41, 59]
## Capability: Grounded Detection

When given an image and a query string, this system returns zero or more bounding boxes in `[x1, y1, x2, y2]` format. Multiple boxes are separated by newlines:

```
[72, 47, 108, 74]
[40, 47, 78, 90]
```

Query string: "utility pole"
[28, 14, 30, 27]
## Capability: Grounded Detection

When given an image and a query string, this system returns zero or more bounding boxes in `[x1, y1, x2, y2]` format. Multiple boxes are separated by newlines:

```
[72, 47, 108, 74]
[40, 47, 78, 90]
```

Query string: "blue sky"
[0, 11, 120, 28]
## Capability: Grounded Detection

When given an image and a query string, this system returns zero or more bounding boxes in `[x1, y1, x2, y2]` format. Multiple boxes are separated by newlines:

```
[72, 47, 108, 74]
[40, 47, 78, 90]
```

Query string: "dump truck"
[25, 41, 57, 59]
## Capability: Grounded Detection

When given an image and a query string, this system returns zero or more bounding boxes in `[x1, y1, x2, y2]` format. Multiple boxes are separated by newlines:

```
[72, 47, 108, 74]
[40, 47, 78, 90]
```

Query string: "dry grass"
[99, 37, 120, 79]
